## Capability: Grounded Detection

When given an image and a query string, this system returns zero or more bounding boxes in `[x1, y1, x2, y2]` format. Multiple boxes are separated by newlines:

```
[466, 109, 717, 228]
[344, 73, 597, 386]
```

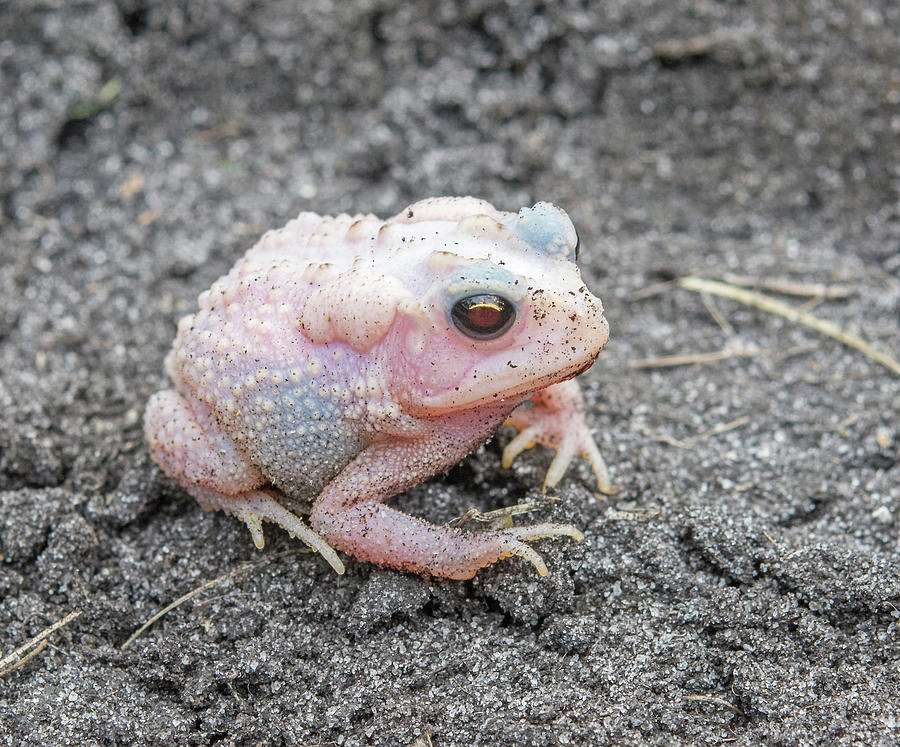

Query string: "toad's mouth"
[569, 358, 596, 379]
[410, 348, 604, 417]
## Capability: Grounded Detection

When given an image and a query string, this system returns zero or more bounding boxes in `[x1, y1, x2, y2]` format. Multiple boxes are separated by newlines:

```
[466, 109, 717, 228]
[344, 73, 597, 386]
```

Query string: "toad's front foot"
[503, 379, 615, 494]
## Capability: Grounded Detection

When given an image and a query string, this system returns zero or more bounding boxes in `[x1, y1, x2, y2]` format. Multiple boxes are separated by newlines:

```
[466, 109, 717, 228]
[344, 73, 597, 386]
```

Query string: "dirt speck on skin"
[1, 1, 899, 745]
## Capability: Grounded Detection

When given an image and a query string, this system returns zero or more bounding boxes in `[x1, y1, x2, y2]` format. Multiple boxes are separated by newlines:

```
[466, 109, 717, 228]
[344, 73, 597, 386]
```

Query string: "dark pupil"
[451, 294, 515, 340]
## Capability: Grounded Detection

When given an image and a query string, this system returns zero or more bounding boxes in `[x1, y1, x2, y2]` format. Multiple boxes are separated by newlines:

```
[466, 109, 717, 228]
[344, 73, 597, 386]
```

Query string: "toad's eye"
[451, 294, 516, 340]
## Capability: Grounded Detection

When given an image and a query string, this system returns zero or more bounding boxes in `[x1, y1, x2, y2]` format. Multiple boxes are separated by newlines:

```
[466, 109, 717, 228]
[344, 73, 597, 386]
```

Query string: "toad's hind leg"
[144, 390, 344, 573]
[308, 431, 583, 579]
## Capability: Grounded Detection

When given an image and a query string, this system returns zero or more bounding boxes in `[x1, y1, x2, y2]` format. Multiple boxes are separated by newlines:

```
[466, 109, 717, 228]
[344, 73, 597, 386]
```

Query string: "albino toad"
[145, 197, 611, 579]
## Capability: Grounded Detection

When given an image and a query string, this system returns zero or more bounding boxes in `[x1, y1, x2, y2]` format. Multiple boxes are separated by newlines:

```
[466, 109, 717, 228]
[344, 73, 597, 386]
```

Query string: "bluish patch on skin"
[229, 370, 364, 499]
[444, 262, 524, 302]
[509, 202, 578, 260]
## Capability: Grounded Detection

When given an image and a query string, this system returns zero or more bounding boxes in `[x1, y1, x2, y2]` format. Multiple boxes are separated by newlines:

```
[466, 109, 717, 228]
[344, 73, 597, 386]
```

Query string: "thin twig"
[622, 279, 678, 302]
[121, 550, 303, 650]
[767, 343, 820, 363]
[719, 273, 856, 299]
[606, 507, 661, 521]
[680, 277, 900, 376]
[0, 610, 82, 674]
[809, 412, 860, 435]
[639, 426, 691, 449]
[694, 416, 751, 442]
[624, 274, 856, 303]
[630, 348, 756, 369]
[654, 27, 758, 62]
[761, 529, 782, 553]
[191, 120, 243, 142]
[700, 292, 737, 337]
[640, 416, 750, 451]
[448, 501, 546, 528]
[0, 640, 48, 677]
[684, 694, 745, 716]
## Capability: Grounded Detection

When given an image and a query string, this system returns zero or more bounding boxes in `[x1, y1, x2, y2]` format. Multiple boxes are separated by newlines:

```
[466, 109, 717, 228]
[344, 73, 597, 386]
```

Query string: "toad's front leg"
[308, 426, 583, 579]
[503, 379, 614, 494]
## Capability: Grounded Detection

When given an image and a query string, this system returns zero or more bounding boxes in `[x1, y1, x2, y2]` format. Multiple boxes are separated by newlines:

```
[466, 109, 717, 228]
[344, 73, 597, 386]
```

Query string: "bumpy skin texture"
[145, 197, 611, 579]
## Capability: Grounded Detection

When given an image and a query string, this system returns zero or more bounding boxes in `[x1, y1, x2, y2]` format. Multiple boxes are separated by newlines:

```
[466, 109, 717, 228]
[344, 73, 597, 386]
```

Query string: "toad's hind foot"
[236, 492, 346, 574]
[193, 487, 345, 574]
[497, 523, 584, 576]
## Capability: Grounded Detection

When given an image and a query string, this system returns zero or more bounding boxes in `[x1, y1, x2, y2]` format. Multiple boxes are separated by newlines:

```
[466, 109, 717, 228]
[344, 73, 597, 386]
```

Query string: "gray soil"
[1, 1, 898, 745]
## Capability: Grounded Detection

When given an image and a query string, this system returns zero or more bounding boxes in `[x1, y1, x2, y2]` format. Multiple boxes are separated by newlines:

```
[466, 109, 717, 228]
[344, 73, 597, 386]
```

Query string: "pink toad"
[145, 197, 611, 579]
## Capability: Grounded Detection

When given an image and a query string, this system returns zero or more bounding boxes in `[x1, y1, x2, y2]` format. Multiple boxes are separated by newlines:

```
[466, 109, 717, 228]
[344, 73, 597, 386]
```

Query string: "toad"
[145, 197, 611, 578]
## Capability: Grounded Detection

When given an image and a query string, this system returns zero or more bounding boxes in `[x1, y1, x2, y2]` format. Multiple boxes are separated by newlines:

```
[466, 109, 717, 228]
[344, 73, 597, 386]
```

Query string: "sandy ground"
[1, 1, 898, 744]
